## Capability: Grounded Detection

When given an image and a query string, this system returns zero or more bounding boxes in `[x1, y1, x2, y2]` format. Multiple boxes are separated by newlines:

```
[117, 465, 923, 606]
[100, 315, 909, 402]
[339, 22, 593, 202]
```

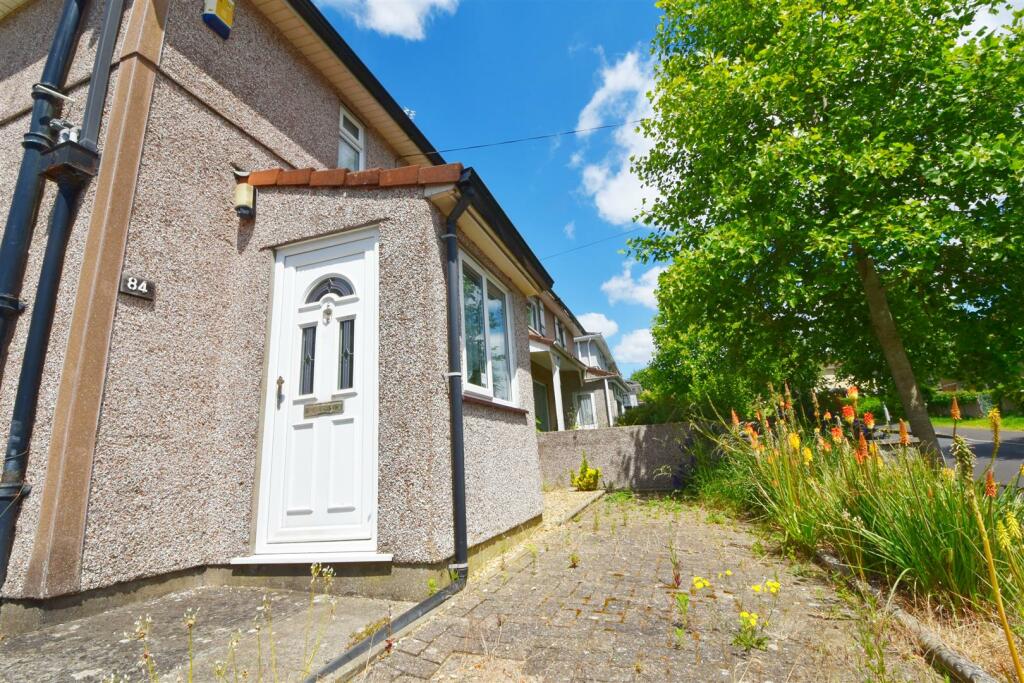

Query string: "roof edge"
[284, 0, 443, 165]
[458, 168, 554, 292]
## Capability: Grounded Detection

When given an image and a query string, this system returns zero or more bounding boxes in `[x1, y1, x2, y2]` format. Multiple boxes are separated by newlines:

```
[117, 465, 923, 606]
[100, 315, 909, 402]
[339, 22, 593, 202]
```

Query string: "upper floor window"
[338, 106, 365, 171]
[554, 319, 567, 347]
[527, 297, 543, 334]
[460, 253, 514, 403]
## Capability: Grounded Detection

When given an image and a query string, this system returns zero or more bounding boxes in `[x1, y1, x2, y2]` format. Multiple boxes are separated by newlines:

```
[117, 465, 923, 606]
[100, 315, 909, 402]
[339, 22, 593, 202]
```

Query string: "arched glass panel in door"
[306, 276, 354, 303]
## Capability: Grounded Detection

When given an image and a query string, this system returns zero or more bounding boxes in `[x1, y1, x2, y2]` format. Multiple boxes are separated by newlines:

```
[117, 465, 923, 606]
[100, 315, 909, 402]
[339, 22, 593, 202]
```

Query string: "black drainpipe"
[0, 0, 89, 380]
[0, 0, 124, 589]
[307, 183, 474, 682]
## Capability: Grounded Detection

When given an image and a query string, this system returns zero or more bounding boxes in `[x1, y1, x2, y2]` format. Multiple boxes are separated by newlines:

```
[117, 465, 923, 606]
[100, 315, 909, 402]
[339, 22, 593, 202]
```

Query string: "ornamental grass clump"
[699, 394, 1024, 631]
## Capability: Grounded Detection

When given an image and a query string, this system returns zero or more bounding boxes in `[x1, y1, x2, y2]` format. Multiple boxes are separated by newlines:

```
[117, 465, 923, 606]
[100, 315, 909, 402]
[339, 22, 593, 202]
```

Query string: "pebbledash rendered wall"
[538, 423, 693, 491]
[1, 0, 542, 600]
[0, 0, 134, 598]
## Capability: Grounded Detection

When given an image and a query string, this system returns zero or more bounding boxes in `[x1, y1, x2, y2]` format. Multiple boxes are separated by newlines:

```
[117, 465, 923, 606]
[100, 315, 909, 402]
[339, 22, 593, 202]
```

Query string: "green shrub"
[570, 453, 601, 491]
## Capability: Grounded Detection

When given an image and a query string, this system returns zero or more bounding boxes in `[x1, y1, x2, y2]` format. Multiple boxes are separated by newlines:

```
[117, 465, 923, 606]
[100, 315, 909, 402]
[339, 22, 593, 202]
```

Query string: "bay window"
[460, 253, 514, 403]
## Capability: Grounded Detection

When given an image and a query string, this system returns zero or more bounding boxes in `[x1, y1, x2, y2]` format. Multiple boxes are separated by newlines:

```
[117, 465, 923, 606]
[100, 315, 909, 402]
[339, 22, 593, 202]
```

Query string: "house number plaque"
[119, 274, 156, 301]
[304, 400, 344, 419]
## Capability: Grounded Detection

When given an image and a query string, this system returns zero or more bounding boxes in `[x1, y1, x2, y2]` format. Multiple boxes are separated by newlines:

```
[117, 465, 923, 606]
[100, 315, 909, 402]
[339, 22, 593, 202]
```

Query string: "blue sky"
[315, 0, 665, 376]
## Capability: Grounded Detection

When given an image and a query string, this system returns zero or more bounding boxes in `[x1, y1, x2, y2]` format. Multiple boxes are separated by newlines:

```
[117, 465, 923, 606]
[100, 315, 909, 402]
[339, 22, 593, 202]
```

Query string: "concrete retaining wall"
[538, 423, 693, 491]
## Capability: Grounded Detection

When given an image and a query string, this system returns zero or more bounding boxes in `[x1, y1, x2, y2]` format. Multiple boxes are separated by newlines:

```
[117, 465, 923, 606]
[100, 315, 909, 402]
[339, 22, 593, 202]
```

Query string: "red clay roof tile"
[247, 168, 281, 186]
[309, 169, 348, 187]
[242, 164, 464, 192]
[379, 165, 420, 187]
[276, 168, 313, 186]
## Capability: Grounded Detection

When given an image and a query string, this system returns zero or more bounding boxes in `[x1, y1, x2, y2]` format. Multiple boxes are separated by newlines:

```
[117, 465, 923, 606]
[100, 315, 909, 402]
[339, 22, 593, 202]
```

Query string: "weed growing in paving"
[674, 592, 690, 627]
[732, 579, 781, 652]
[526, 542, 538, 573]
[569, 551, 580, 569]
[668, 538, 682, 588]
[115, 563, 348, 681]
[427, 577, 438, 597]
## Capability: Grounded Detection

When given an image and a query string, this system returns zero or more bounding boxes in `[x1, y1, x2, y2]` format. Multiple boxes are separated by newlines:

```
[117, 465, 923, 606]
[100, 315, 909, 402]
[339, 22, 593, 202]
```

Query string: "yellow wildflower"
[692, 576, 711, 590]
[739, 611, 759, 628]
[751, 584, 762, 593]
[802, 447, 813, 466]
[765, 580, 781, 595]
[788, 432, 801, 452]
[725, 569, 733, 576]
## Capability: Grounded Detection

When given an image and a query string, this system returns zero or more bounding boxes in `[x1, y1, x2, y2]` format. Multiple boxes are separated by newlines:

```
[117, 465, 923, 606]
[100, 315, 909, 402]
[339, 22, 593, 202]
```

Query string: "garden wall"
[538, 423, 694, 491]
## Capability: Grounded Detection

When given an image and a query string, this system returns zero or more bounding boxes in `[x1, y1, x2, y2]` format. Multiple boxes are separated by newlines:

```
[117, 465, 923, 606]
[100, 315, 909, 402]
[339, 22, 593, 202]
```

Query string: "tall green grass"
[689, 416, 1024, 616]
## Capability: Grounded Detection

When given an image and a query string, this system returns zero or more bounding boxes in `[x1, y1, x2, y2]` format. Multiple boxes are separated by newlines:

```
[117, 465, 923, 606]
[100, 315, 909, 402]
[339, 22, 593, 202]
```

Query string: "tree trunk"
[854, 247, 942, 461]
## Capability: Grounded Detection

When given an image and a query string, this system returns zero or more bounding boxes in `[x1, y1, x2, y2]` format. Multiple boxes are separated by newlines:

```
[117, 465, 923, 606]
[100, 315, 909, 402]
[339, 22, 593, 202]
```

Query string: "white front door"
[256, 229, 379, 555]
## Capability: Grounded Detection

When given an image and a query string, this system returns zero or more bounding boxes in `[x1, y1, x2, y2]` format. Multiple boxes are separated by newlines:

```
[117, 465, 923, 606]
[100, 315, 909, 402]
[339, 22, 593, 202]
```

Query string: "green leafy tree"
[634, 0, 1024, 454]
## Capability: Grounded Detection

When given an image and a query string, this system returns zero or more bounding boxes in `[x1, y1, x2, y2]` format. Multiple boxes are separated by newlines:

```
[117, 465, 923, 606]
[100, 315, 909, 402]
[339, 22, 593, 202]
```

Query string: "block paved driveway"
[354, 495, 939, 682]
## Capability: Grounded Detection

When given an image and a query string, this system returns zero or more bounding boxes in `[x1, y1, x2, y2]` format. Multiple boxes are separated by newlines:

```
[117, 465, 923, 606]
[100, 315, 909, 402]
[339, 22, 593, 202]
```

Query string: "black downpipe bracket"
[0, 0, 89, 380]
[307, 186, 474, 682]
[0, 0, 124, 589]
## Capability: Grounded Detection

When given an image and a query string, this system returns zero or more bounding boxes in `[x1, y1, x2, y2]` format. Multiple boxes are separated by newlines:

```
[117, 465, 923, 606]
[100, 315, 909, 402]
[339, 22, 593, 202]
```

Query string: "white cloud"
[600, 261, 664, 309]
[577, 312, 619, 338]
[563, 220, 576, 239]
[613, 328, 654, 364]
[322, 0, 457, 40]
[575, 51, 658, 225]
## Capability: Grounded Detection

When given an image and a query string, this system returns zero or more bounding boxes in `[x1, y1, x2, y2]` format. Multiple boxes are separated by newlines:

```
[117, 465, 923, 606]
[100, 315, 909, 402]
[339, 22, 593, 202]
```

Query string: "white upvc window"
[554, 319, 567, 347]
[574, 391, 597, 429]
[338, 105, 365, 171]
[459, 252, 516, 405]
[527, 297, 543, 333]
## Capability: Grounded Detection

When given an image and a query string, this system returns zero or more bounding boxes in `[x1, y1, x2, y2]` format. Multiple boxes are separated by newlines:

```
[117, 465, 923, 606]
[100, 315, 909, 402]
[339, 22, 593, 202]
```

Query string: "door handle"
[276, 376, 284, 408]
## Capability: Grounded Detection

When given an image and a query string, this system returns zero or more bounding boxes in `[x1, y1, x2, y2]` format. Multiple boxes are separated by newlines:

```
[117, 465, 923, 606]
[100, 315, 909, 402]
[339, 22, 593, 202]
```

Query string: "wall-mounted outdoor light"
[232, 168, 255, 219]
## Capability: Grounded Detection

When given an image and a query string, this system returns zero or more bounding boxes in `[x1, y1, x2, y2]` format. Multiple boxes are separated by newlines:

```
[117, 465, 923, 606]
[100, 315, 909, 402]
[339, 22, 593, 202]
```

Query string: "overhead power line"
[541, 226, 647, 261]
[406, 118, 648, 158]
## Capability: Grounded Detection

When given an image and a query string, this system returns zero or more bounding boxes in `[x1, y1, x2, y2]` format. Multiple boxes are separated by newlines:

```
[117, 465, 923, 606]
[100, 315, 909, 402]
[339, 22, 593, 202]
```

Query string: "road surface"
[933, 426, 1024, 485]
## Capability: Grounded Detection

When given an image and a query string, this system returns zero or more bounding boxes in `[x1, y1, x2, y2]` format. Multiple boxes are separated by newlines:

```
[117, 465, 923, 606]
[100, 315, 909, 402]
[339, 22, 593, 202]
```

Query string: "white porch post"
[603, 378, 614, 427]
[551, 352, 565, 431]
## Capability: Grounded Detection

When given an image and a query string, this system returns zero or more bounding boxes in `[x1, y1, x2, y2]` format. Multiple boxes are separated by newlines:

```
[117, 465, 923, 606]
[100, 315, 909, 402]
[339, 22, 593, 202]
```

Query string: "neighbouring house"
[0, 0, 635, 631]
[526, 293, 634, 432]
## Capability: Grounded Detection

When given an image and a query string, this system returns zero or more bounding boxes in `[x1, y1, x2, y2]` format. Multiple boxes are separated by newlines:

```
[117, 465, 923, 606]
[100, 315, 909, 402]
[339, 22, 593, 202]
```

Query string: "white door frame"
[248, 227, 383, 561]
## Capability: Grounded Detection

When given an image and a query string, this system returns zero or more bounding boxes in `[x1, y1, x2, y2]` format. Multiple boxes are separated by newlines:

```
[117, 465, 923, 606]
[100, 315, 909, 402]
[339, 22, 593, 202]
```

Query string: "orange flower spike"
[731, 409, 741, 430]
[986, 470, 997, 498]
[899, 419, 909, 446]
[863, 412, 875, 430]
[855, 433, 868, 465]
[842, 405, 855, 424]
[847, 386, 859, 401]
[830, 426, 844, 443]
[951, 395, 962, 422]
[823, 410, 832, 422]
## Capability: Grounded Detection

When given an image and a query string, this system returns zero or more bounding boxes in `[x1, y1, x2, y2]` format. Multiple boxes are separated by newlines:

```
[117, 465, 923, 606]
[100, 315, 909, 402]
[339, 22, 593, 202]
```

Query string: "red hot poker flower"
[899, 419, 909, 446]
[986, 470, 997, 498]
[830, 426, 844, 442]
[731, 409, 740, 429]
[823, 410, 832, 421]
[842, 405, 855, 424]
[951, 396, 962, 422]
[863, 412, 875, 430]
[855, 433, 868, 464]
[847, 386, 859, 400]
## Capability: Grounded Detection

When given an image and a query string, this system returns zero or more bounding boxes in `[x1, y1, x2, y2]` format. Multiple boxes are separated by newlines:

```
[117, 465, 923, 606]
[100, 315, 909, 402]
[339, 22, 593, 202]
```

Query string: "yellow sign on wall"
[202, 0, 234, 39]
